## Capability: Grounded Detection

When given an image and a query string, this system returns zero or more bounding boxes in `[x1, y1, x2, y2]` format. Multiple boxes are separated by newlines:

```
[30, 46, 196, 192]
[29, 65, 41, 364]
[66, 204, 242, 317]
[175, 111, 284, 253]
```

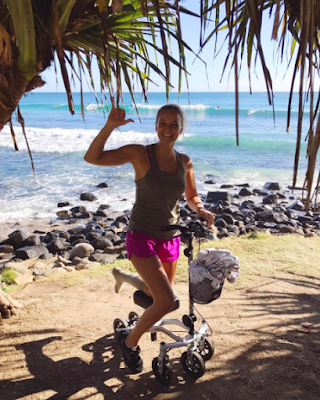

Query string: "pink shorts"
[126, 231, 180, 262]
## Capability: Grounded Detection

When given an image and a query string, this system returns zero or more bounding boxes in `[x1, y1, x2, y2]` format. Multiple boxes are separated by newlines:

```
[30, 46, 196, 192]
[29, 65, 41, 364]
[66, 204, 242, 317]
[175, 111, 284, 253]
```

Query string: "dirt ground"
[0, 268, 319, 400]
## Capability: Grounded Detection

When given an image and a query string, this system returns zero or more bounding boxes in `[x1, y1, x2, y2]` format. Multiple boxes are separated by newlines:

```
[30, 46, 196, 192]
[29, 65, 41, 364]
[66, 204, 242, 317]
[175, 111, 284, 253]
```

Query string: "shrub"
[1, 269, 18, 284]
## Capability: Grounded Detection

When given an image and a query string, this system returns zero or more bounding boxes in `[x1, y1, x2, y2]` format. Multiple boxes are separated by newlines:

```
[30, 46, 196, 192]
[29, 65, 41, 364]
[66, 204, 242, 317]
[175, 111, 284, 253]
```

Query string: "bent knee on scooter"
[153, 293, 175, 315]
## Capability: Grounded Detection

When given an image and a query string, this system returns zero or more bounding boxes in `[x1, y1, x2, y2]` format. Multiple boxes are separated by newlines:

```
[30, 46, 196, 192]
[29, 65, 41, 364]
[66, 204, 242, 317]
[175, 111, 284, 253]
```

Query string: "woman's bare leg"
[125, 254, 175, 349]
[143, 259, 177, 296]
[162, 260, 177, 284]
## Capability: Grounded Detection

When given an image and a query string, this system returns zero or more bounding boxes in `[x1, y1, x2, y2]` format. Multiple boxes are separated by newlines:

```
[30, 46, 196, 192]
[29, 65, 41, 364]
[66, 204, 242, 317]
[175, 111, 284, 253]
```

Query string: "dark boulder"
[86, 232, 102, 242]
[265, 182, 281, 191]
[47, 238, 66, 254]
[0, 244, 14, 253]
[23, 235, 41, 247]
[253, 188, 268, 196]
[95, 209, 108, 217]
[214, 218, 227, 228]
[80, 192, 98, 202]
[180, 207, 190, 217]
[235, 183, 250, 188]
[263, 194, 278, 205]
[70, 206, 87, 214]
[3, 230, 28, 249]
[91, 237, 113, 250]
[89, 253, 117, 264]
[239, 188, 253, 197]
[287, 200, 304, 211]
[206, 191, 233, 203]
[15, 245, 49, 260]
[58, 201, 70, 207]
[216, 213, 235, 225]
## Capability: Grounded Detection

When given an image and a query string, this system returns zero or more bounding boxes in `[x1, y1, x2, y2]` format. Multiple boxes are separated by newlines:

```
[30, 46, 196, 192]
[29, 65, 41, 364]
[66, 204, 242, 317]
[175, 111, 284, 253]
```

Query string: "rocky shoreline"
[0, 181, 319, 296]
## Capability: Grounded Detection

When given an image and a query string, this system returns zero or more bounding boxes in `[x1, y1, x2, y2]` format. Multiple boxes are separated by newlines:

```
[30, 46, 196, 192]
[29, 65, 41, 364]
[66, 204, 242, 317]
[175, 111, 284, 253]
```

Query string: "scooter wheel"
[152, 357, 173, 387]
[197, 338, 214, 361]
[113, 318, 128, 340]
[180, 351, 205, 379]
[128, 311, 139, 321]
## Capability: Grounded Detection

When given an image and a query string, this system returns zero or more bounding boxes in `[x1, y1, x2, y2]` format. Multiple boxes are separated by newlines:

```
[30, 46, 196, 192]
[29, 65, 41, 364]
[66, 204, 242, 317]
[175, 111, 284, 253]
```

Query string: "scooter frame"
[113, 222, 216, 386]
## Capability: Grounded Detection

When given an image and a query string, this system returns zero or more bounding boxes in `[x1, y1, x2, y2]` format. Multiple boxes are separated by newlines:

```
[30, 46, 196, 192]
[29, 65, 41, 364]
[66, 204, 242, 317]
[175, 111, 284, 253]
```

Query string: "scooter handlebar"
[162, 220, 207, 236]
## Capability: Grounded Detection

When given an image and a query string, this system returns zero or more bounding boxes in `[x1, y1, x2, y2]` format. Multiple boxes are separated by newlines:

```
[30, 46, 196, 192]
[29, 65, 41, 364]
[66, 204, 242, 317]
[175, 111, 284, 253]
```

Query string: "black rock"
[220, 184, 233, 189]
[287, 200, 304, 211]
[97, 183, 109, 188]
[239, 188, 253, 197]
[23, 235, 41, 247]
[89, 253, 117, 264]
[235, 183, 250, 188]
[214, 218, 227, 228]
[69, 234, 86, 243]
[86, 232, 102, 242]
[112, 220, 127, 229]
[115, 215, 128, 224]
[228, 225, 240, 236]
[47, 238, 66, 254]
[70, 206, 87, 214]
[15, 245, 49, 260]
[100, 205, 112, 211]
[39, 252, 54, 260]
[298, 215, 314, 223]
[0, 244, 14, 253]
[95, 209, 108, 217]
[180, 207, 190, 217]
[207, 192, 233, 203]
[240, 200, 255, 210]
[3, 230, 28, 249]
[91, 238, 113, 250]
[58, 201, 70, 207]
[263, 194, 278, 205]
[217, 213, 235, 225]
[59, 232, 70, 240]
[204, 180, 216, 184]
[71, 238, 90, 246]
[73, 211, 93, 219]
[80, 192, 98, 202]
[278, 225, 295, 234]
[265, 182, 281, 191]
[245, 223, 257, 233]
[253, 188, 268, 196]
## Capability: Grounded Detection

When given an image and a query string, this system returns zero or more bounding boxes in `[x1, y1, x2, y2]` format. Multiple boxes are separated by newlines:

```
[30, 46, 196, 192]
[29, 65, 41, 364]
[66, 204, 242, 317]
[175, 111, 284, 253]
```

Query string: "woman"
[84, 104, 215, 373]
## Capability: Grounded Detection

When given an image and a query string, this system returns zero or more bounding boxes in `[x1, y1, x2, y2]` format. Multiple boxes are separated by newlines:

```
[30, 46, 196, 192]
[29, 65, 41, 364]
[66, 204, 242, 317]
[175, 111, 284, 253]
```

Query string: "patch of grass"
[1, 269, 18, 284]
[201, 234, 320, 289]
[31, 234, 320, 290]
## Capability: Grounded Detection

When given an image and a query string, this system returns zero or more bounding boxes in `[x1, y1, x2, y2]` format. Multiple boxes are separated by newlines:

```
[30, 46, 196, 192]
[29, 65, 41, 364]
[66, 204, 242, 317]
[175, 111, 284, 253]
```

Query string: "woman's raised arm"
[84, 106, 134, 166]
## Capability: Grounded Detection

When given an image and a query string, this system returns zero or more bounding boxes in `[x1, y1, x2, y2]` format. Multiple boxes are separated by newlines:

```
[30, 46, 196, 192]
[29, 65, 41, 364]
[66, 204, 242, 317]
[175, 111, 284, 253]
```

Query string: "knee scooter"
[112, 221, 224, 387]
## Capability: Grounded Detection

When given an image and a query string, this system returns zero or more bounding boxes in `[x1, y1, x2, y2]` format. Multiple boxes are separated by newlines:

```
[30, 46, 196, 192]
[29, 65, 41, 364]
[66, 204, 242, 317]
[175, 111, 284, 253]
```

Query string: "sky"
[38, 1, 311, 94]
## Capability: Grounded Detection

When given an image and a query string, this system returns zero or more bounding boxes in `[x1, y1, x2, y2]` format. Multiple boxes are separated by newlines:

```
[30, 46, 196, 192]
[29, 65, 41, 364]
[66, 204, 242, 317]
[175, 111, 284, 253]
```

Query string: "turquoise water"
[0, 91, 317, 223]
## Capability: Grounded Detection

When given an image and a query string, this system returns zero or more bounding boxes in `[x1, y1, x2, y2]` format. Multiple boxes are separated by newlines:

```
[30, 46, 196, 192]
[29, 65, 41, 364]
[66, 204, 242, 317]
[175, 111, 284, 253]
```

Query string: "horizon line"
[32, 90, 306, 94]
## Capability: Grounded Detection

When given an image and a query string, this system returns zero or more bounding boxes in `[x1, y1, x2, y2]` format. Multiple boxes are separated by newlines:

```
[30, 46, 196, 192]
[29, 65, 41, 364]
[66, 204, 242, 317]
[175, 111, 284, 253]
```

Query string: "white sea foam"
[135, 103, 210, 110]
[1, 126, 159, 153]
[85, 103, 105, 111]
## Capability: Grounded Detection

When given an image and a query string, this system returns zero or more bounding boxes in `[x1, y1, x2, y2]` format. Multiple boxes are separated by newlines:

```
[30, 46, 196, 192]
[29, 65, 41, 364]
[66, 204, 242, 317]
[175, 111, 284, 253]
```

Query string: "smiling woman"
[84, 102, 215, 373]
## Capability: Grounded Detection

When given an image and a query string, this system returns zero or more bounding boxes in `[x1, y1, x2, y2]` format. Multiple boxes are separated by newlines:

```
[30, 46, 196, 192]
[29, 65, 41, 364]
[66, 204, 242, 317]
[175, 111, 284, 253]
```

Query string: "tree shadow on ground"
[0, 273, 319, 400]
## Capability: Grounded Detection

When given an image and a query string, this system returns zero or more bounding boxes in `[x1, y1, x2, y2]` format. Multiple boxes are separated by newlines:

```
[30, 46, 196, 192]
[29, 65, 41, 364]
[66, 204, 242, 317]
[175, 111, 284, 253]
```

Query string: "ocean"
[0, 91, 318, 224]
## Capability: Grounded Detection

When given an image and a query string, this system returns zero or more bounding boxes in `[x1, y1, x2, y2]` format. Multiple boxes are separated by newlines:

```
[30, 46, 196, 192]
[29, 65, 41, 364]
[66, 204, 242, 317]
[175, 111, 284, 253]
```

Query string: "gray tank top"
[128, 144, 186, 239]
